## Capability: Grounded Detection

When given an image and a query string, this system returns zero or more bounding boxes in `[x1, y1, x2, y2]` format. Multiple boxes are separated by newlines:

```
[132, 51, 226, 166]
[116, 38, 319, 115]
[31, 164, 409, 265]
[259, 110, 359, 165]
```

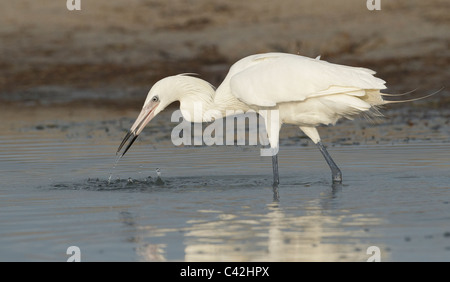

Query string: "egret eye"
[151, 96, 159, 102]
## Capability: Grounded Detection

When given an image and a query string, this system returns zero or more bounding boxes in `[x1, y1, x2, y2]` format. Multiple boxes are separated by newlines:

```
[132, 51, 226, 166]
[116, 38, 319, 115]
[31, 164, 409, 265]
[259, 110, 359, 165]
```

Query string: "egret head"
[116, 76, 178, 156]
[116, 74, 215, 156]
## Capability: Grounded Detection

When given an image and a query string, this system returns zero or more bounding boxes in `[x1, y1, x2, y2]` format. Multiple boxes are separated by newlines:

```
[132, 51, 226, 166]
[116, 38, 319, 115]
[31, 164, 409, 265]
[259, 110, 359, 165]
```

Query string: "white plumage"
[227, 53, 386, 107]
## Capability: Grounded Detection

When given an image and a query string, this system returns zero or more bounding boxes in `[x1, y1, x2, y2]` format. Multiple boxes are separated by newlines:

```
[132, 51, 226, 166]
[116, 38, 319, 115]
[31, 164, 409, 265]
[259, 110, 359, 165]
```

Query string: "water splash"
[108, 154, 123, 184]
[155, 168, 164, 185]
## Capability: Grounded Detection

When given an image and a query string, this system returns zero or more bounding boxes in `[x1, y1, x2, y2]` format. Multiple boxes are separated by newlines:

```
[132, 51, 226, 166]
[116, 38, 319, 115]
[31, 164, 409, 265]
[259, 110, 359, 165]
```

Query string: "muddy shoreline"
[1, 0, 449, 109]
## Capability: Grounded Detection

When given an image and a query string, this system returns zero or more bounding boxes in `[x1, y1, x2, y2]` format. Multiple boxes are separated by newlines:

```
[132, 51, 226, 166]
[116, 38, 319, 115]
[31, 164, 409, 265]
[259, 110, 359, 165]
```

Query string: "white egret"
[117, 52, 435, 185]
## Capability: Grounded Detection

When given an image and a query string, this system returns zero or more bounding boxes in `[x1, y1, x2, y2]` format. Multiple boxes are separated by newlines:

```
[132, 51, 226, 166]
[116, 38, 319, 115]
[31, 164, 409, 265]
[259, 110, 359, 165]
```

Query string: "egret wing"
[229, 53, 386, 107]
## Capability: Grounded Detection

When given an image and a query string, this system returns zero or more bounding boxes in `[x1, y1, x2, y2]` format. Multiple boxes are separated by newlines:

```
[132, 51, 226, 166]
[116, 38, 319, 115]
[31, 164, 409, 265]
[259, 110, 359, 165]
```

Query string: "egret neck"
[175, 75, 250, 123]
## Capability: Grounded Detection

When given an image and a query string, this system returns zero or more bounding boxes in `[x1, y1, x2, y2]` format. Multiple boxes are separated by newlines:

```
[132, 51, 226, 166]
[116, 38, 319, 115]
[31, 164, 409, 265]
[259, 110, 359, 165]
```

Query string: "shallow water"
[1, 123, 449, 261]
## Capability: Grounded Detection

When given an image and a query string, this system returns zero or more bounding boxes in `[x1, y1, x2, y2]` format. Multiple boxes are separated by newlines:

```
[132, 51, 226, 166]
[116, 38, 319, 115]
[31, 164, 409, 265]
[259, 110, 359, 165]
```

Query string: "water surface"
[1, 124, 449, 261]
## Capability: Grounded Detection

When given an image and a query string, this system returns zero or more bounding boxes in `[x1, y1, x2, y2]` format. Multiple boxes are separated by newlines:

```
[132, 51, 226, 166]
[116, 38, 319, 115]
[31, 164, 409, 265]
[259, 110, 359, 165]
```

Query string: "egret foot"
[272, 185, 280, 202]
[316, 141, 342, 183]
[332, 170, 343, 183]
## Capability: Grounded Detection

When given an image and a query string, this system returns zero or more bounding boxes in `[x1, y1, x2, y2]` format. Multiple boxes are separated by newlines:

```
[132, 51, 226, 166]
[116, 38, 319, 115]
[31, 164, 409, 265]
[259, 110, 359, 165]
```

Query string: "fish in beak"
[117, 101, 160, 157]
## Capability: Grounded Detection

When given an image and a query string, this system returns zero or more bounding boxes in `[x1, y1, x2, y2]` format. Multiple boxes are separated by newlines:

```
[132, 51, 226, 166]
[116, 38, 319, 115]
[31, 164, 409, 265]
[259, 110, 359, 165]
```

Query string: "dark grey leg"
[272, 184, 280, 202]
[316, 141, 342, 183]
[272, 154, 280, 186]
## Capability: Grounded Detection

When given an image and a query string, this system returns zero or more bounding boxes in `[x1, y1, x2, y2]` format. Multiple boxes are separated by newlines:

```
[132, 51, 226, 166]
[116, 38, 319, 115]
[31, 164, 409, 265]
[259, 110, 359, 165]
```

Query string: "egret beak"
[117, 102, 159, 156]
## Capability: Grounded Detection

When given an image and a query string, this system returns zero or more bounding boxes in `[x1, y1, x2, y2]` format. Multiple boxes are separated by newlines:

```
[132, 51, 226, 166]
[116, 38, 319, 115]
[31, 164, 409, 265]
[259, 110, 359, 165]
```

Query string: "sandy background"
[0, 0, 449, 106]
[0, 0, 449, 146]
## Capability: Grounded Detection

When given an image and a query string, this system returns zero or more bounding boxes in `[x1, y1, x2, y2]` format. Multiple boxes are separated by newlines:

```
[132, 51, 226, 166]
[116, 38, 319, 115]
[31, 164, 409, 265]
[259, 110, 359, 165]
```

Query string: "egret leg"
[272, 184, 280, 202]
[272, 154, 280, 186]
[316, 141, 342, 183]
